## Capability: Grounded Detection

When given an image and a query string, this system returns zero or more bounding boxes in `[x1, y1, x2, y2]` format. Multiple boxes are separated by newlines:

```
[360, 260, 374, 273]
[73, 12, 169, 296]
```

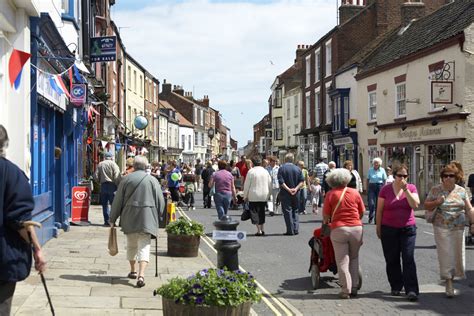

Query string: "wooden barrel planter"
[162, 298, 251, 316]
[167, 234, 200, 257]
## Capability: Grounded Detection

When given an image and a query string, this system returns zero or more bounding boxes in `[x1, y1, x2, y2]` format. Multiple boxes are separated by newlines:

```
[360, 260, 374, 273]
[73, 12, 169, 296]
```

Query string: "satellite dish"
[134, 115, 148, 130]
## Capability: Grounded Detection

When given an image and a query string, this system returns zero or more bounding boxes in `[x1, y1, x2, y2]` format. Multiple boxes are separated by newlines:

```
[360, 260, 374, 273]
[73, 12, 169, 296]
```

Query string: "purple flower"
[195, 296, 204, 304]
[199, 269, 208, 277]
[183, 294, 190, 302]
[217, 269, 224, 276]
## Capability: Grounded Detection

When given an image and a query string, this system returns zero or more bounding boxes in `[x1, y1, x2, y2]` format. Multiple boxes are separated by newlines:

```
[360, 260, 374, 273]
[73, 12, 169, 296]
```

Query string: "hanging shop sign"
[431, 81, 453, 104]
[71, 84, 87, 106]
[134, 115, 149, 130]
[90, 36, 117, 62]
[333, 136, 353, 146]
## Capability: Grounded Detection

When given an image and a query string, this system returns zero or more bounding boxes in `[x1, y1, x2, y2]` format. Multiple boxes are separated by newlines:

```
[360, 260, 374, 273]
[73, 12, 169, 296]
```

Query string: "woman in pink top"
[376, 163, 420, 302]
[323, 168, 365, 299]
[209, 160, 237, 219]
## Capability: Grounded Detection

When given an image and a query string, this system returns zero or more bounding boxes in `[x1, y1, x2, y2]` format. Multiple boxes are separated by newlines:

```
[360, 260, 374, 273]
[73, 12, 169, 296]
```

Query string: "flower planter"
[167, 234, 200, 257]
[162, 298, 251, 316]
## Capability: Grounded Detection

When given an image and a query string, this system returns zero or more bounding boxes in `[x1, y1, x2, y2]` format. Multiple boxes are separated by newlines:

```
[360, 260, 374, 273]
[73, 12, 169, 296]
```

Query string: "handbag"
[425, 207, 438, 223]
[321, 187, 348, 237]
[241, 208, 251, 221]
[108, 227, 118, 256]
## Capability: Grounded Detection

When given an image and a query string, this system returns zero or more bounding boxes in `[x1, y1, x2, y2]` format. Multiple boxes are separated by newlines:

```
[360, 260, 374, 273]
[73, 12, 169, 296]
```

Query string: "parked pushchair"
[308, 227, 362, 290]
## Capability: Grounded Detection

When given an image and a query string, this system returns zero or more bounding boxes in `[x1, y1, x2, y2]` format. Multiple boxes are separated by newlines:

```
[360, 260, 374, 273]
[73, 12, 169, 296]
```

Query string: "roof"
[358, 0, 474, 76]
[177, 112, 193, 128]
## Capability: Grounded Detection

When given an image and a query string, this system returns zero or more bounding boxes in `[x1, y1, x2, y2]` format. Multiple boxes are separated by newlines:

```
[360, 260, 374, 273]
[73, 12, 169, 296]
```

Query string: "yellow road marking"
[176, 208, 295, 316]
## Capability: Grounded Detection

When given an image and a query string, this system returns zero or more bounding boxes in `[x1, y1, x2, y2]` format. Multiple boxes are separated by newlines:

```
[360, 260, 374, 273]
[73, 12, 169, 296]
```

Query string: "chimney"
[173, 85, 184, 96]
[162, 79, 171, 96]
[339, 0, 366, 25]
[184, 91, 193, 100]
[202, 95, 209, 107]
[400, 1, 425, 27]
[295, 44, 309, 61]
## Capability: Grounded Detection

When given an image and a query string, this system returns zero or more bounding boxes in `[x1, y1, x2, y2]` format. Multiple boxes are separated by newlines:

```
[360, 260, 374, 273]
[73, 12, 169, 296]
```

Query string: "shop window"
[427, 144, 455, 189]
[396, 83, 406, 117]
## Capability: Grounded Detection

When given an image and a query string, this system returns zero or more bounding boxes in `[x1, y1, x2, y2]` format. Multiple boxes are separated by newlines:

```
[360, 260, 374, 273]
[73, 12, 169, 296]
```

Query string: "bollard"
[213, 216, 241, 271]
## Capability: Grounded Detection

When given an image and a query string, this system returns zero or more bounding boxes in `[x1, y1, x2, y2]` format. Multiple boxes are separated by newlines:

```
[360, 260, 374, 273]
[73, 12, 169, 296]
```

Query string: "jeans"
[100, 182, 117, 224]
[184, 192, 195, 207]
[214, 192, 232, 219]
[368, 183, 383, 221]
[381, 225, 419, 295]
[280, 194, 299, 234]
[0, 281, 16, 316]
[203, 187, 212, 208]
[299, 188, 308, 213]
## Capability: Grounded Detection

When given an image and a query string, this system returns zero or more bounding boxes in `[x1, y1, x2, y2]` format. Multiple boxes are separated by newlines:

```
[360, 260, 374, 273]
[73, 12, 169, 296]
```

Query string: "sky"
[112, 0, 338, 147]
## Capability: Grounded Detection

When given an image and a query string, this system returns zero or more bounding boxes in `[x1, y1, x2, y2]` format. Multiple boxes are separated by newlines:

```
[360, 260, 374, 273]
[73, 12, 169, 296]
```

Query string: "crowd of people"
[2, 115, 474, 311]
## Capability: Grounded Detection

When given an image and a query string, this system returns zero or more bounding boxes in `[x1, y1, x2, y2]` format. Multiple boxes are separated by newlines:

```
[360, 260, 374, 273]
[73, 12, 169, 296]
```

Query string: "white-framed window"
[194, 132, 198, 146]
[274, 89, 282, 108]
[315, 91, 321, 126]
[139, 76, 142, 97]
[305, 93, 311, 129]
[188, 135, 192, 150]
[294, 95, 299, 118]
[274, 117, 283, 140]
[368, 92, 377, 121]
[181, 135, 185, 149]
[133, 70, 137, 93]
[396, 83, 406, 117]
[368, 146, 378, 166]
[305, 55, 311, 87]
[315, 49, 321, 82]
[194, 107, 198, 125]
[294, 124, 299, 145]
[286, 99, 291, 119]
[325, 40, 332, 77]
[326, 93, 332, 124]
[334, 97, 341, 131]
[201, 132, 205, 146]
[200, 109, 204, 126]
[343, 96, 349, 129]
[287, 126, 291, 145]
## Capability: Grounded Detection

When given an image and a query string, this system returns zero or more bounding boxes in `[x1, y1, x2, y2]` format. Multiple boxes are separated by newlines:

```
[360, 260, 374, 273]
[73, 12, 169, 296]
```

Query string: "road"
[179, 194, 474, 315]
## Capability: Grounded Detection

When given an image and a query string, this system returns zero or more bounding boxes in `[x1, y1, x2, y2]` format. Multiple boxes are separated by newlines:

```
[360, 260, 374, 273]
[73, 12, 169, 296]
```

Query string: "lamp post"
[208, 128, 215, 160]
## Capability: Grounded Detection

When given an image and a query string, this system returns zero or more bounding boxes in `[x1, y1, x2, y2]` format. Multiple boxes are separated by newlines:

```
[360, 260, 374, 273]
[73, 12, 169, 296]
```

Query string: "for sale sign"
[90, 36, 117, 62]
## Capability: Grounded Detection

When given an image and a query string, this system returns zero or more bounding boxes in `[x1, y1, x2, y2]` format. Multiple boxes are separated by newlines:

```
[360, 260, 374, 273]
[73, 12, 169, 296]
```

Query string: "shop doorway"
[425, 144, 455, 194]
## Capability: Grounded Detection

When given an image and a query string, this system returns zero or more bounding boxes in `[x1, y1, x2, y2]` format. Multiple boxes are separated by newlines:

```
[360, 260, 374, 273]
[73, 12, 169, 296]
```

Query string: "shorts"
[126, 232, 151, 262]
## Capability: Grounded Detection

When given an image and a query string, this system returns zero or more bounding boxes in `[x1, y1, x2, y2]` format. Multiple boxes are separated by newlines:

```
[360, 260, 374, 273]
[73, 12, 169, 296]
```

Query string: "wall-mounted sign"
[71, 84, 87, 107]
[348, 119, 357, 128]
[431, 81, 453, 104]
[90, 36, 117, 62]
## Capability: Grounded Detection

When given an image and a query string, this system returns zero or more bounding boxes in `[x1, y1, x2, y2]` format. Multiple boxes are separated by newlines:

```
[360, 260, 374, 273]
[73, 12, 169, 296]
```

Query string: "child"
[310, 177, 322, 214]
[182, 167, 196, 210]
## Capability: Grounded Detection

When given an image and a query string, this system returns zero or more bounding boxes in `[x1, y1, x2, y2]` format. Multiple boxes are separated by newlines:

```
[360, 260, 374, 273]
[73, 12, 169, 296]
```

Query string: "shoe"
[137, 276, 145, 288]
[283, 232, 294, 236]
[302, 211, 307, 215]
[127, 272, 137, 279]
[368, 219, 373, 224]
[407, 292, 418, 301]
[350, 288, 358, 298]
[103, 223, 110, 227]
[255, 232, 262, 236]
[294, 231, 299, 235]
[339, 292, 350, 299]
[261, 231, 265, 236]
[446, 279, 454, 298]
[391, 290, 401, 296]
[269, 212, 274, 216]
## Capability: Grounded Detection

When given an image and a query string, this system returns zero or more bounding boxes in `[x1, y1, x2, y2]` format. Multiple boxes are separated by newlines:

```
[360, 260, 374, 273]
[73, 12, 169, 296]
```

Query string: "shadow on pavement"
[279, 276, 337, 292]
[414, 245, 437, 249]
[59, 274, 134, 287]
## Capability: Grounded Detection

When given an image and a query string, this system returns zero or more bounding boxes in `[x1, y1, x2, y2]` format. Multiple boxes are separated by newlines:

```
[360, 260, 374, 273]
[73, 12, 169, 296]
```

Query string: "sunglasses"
[395, 174, 408, 178]
[442, 174, 456, 178]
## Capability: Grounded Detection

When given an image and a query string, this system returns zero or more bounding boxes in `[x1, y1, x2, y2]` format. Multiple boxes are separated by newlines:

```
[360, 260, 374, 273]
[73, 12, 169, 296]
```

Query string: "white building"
[178, 113, 194, 164]
[0, 1, 39, 172]
[354, 1, 474, 198]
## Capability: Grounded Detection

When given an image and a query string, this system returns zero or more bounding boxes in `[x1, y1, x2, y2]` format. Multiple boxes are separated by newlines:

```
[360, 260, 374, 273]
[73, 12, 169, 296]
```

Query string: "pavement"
[11, 205, 216, 315]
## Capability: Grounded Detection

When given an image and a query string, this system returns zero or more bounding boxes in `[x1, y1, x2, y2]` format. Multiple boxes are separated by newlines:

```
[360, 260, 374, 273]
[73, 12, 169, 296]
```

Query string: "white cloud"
[113, 0, 336, 147]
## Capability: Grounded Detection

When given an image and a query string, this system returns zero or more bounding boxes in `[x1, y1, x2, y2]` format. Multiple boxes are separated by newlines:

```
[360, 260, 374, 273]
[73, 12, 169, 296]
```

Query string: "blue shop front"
[30, 14, 85, 245]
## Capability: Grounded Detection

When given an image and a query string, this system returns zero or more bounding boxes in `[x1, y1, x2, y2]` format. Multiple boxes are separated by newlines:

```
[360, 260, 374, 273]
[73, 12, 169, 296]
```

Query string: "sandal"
[127, 272, 137, 279]
[137, 276, 145, 288]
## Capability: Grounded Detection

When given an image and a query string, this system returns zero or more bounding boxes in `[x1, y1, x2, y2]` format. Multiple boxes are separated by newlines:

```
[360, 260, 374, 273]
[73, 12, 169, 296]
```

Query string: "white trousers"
[126, 232, 151, 262]
[433, 226, 465, 280]
[267, 188, 280, 214]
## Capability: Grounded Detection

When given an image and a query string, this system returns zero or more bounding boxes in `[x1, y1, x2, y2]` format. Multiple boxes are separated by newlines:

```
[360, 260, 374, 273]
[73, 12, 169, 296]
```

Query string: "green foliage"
[165, 217, 204, 236]
[154, 268, 262, 307]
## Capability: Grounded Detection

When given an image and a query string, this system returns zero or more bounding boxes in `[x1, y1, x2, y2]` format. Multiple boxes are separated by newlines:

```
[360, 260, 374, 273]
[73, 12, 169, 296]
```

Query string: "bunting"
[8, 49, 31, 90]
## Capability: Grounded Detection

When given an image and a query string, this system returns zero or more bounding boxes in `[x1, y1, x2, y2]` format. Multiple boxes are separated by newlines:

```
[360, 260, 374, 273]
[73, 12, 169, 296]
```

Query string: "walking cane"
[155, 235, 158, 277]
[23, 221, 55, 316]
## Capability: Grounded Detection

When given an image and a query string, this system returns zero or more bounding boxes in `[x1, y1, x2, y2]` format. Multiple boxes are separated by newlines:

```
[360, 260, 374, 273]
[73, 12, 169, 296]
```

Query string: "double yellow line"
[177, 208, 301, 316]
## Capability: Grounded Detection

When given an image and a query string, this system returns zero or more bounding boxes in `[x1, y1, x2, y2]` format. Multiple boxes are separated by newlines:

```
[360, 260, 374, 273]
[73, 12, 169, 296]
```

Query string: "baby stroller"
[308, 227, 363, 290]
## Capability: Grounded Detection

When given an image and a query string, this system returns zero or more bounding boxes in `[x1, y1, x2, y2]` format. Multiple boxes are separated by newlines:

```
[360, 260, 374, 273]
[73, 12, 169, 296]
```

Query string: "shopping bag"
[108, 227, 118, 256]
[241, 208, 251, 221]
[425, 208, 438, 223]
